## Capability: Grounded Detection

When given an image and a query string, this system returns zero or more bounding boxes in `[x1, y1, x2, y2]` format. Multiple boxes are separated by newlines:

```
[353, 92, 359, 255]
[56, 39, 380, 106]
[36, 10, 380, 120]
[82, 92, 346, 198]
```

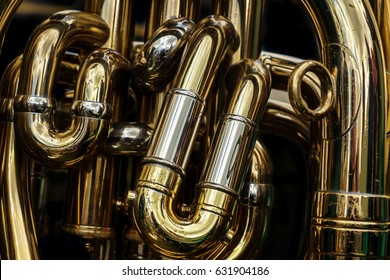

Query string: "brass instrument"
[0, 0, 389, 260]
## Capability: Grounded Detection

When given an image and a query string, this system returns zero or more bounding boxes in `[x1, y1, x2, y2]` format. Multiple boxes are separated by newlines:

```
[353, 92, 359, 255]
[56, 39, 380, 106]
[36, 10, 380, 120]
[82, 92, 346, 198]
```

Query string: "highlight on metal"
[0, 0, 389, 260]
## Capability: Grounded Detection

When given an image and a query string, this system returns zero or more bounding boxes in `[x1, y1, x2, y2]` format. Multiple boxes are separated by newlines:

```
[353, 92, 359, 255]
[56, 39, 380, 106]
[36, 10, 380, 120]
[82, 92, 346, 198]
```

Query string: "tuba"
[0, 0, 389, 260]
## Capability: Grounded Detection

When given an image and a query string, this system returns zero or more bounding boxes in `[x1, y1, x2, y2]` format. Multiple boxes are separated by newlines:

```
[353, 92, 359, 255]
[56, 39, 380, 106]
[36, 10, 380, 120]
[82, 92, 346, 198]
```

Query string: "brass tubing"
[259, 51, 327, 259]
[105, 122, 152, 156]
[72, 48, 131, 124]
[260, 52, 322, 107]
[215, 0, 265, 61]
[132, 18, 195, 94]
[134, 56, 271, 258]
[116, 17, 193, 259]
[139, 0, 198, 133]
[131, 16, 197, 247]
[3, 0, 388, 261]
[85, 0, 135, 60]
[0, 56, 39, 259]
[259, 52, 321, 186]
[145, 0, 200, 40]
[16, 11, 109, 99]
[171, 16, 239, 98]
[211, 0, 266, 158]
[208, 140, 272, 259]
[63, 155, 119, 240]
[61, 1, 135, 259]
[62, 48, 131, 240]
[369, 0, 390, 71]
[133, 15, 240, 258]
[132, 17, 195, 128]
[369, 0, 390, 212]
[299, 0, 389, 259]
[260, 51, 321, 187]
[13, 11, 110, 168]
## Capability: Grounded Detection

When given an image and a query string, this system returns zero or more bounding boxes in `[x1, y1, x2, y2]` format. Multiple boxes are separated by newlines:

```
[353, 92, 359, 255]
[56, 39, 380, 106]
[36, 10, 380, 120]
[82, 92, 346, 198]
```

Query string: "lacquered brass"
[297, 0, 389, 259]
[61, 48, 131, 239]
[207, 140, 272, 260]
[1, 0, 390, 260]
[85, 0, 135, 60]
[215, 0, 264, 61]
[132, 23, 273, 257]
[0, 56, 39, 259]
[13, 10, 110, 168]
[60, 1, 134, 260]
[370, 0, 390, 201]
[132, 17, 195, 128]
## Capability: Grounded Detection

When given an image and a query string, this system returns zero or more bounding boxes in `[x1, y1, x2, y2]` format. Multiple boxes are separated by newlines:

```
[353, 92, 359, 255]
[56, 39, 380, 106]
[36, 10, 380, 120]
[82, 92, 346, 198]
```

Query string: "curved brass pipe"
[223, 141, 272, 260]
[297, 0, 389, 259]
[369, 0, 390, 203]
[133, 15, 244, 258]
[127, 15, 198, 261]
[0, 55, 39, 259]
[136, 2, 198, 135]
[260, 52, 319, 152]
[133, 53, 272, 257]
[13, 10, 110, 168]
[57, 1, 135, 259]
[199, 6, 276, 258]
[105, 17, 195, 156]
[2, 0, 388, 261]
[61, 48, 131, 240]
[206, 4, 273, 259]
[210, 0, 266, 153]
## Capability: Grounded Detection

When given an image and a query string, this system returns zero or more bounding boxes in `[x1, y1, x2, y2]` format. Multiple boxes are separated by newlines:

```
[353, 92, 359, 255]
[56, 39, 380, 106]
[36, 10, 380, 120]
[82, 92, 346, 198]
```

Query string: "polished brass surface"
[133, 16, 242, 257]
[61, 1, 134, 260]
[207, 140, 272, 259]
[133, 17, 195, 129]
[63, 154, 119, 239]
[61, 48, 131, 241]
[215, 0, 264, 61]
[210, 0, 266, 158]
[145, 0, 199, 40]
[298, 0, 389, 259]
[1, 0, 390, 260]
[85, 0, 135, 60]
[288, 60, 335, 121]
[134, 52, 270, 257]
[0, 55, 39, 259]
[370, 0, 390, 202]
[132, 18, 195, 93]
[13, 10, 110, 168]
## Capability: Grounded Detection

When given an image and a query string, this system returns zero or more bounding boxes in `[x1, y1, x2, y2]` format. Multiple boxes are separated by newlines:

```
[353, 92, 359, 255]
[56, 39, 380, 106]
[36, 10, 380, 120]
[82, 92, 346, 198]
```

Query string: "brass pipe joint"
[13, 10, 110, 168]
[132, 13, 271, 256]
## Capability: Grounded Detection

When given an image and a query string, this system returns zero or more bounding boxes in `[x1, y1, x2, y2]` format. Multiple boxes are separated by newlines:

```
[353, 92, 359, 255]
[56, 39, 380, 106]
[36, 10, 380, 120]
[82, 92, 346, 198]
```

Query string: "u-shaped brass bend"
[13, 10, 111, 168]
[133, 15, 271, 258]
[298, 0, 389, 259]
